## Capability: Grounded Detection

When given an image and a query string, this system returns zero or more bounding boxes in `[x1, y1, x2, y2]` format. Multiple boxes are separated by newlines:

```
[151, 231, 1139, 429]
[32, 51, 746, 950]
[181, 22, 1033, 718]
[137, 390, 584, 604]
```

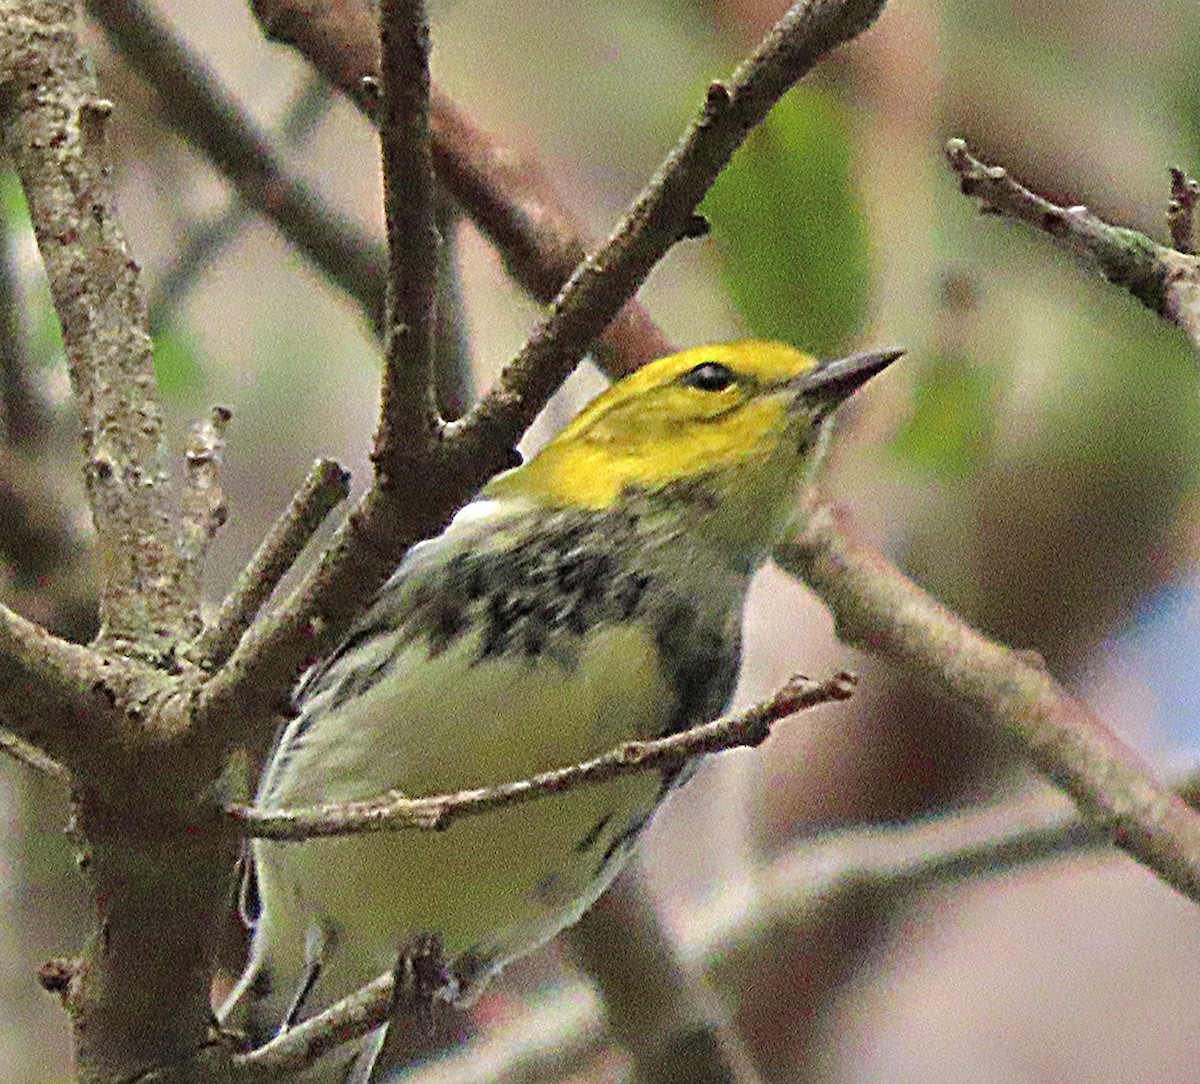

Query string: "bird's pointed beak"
[792, 348, 903, 411]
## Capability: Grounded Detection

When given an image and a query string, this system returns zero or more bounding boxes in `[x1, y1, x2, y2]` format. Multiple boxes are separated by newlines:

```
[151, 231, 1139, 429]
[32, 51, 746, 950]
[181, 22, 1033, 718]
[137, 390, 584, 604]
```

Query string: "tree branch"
[247, 0, 675, 375]
[0, 725, 70, 781]
[0, 0, 189, 648]
[945, 138, 1200, 357]
[777, 503, 1200, 907]
[449, 0, 891, 453]
[0, 601, 116, 768]
[374, 0, 439, 468]
[234, 969, 395, 1080]
[229, 673, 855, 840]
[86, 0, 388, 331]
[177, 404, 232, 630]
[191, 458, 350, 670]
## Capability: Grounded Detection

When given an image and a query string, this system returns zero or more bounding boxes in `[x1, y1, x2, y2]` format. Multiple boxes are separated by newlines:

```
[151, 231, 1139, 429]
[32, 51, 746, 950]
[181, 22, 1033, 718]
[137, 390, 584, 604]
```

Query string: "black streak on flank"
[397, 508, 661, 665]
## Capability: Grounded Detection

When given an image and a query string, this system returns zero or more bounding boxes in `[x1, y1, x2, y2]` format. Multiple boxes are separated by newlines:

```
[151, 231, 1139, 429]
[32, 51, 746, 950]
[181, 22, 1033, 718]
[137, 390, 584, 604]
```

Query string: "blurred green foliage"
[701, 88, 868, 359]
[893, 350, 996, 482]
[151, 326, 206, 402]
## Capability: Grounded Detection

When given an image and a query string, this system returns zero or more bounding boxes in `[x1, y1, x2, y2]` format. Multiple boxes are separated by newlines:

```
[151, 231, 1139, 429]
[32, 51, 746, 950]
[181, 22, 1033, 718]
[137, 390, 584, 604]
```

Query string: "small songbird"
[226, 340, 898, 1075]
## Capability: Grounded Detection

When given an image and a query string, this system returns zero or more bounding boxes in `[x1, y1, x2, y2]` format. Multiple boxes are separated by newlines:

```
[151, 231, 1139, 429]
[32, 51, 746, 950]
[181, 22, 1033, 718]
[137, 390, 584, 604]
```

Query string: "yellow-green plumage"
[227, 340, 898, 1074]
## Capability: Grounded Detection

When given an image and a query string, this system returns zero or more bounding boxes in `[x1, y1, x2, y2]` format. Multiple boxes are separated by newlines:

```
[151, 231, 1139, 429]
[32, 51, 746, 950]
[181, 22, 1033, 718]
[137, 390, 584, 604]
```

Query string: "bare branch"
[177, 405, 232, 625]
[230, 673, 855, 841]
[1168, 166, 1199, 255]
[191, 458, 351, 669]
[567, 878, 760, 1084]
[247, 0, 675, 376]
[777, 503, 1200, 907]
[86, 0, 387, 330]
[945, 138, 1200, 357]
[0, 0, 188, 647]
[450, 0, 891, 452]
[374, 0, 439, 467]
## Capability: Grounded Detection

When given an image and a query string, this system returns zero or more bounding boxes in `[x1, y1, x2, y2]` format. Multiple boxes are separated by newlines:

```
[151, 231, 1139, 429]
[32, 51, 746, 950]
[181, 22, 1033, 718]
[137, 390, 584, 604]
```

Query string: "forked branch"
[946, 138, 1200, 357]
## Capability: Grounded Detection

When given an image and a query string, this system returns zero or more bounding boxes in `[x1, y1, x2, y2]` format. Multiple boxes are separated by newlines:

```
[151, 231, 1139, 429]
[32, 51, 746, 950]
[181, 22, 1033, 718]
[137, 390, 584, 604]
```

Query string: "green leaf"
[701, 87, 868, 358]
[892, 351, 995, 481]
[152, 326, 206, 402]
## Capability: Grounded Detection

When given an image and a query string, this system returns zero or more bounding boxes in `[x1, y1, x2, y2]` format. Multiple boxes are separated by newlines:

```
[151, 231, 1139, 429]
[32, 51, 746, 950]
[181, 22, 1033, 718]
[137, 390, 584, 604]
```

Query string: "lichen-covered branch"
[0, 0, 189, 647]
[230, 673, 854, 841]
[777, 504, 1200, 906]
[946, 138, 1200, 357]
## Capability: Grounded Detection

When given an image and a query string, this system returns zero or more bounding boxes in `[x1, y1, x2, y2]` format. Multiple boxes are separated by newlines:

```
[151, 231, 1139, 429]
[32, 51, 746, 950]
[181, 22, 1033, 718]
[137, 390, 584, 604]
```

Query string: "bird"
[224, 339, 899, 1077]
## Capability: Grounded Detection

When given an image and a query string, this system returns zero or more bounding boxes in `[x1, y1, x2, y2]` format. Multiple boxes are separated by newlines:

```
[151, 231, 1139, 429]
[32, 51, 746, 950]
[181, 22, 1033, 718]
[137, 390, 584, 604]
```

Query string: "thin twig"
[229, 673, 855, 841]
[191, 459, 351, 669]
[945, 138, 1200, 357]
[1168, 166, 1199, 255]
[86, 0, 387, 330]
[375, 0, 439, 468]
[449, 0, 891, 453]
[246, 762, 1200, 1084]
[234, 969, 395, 1080]
[177, 405, 233, 622]
[777, 502, 1200, 906]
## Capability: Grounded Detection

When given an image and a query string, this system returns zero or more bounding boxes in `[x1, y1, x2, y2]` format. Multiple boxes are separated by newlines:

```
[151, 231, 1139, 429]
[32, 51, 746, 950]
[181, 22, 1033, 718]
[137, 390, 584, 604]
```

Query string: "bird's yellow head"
[486, 340, 898, 562]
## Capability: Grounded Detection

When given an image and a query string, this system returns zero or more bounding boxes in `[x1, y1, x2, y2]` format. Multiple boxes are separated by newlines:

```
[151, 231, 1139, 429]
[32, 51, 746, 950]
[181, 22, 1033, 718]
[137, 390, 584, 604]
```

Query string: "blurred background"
[3, 0, 1200, 1079]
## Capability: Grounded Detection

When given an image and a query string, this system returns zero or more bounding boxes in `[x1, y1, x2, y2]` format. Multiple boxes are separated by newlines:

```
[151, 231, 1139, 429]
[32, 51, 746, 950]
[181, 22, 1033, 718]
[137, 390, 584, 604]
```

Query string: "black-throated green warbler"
[229, 340, 898, 1062]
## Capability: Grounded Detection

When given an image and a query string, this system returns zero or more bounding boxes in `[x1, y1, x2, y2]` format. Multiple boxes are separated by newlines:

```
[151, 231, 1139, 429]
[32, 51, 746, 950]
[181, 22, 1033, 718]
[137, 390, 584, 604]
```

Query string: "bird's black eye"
[681, 361, 735, 392]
